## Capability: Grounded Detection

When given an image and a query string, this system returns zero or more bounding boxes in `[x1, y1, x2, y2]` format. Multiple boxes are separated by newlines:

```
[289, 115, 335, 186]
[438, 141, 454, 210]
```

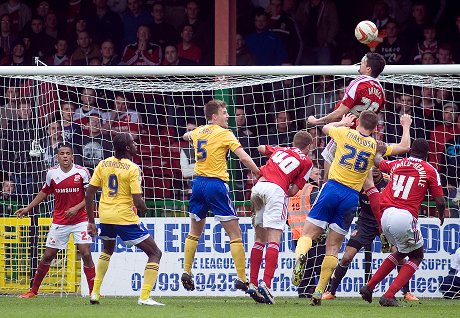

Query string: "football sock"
[83, 265, 96, 294]
[385, 260, 419, 298]
[316, 255, 338, 293]
[249, 241, 264, 285]
[93, 252, 111, 295]
[230, 238, 247, 281]
[397, 264, 410, 294]
[364, 247, 372, 283]
[367, 253, 398, 290]
[295, 236, 312, 259]
[263, 242, 279, 289]
[184, 233, 200, 275]
[30, 261, 51, 294]
[140, 262, 159, 301]
[329, 263, 348, 294]
[365, 187, 381, 229]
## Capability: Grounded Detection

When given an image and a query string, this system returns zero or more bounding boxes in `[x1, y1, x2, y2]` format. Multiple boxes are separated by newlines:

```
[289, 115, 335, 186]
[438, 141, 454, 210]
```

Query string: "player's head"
[359, 53, 385, 78]
[410, 138, 429, 160]
[357, 110, 378, 131]
[205, 99, 229, 128]
[56, 143, 74, 169]
[293, 130, 313, 153]
[372, 167, 383, 183]
[113, 132, 137, 159]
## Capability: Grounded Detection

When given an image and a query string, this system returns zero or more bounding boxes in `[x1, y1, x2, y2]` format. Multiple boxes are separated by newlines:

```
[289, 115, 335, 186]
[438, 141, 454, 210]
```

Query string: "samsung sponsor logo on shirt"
[55, 187, 80, 193]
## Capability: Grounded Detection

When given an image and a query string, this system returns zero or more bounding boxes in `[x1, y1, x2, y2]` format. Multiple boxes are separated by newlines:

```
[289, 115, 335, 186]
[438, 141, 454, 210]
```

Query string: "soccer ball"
[355, 20, 378, 44]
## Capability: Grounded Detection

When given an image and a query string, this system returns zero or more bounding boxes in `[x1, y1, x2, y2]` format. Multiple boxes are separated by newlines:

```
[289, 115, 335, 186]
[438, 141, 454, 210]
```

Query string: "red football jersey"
[335, 75, 385, 128]
[379, 157, 444, 218]
[260, 146, 313, 194]
[42, 164, 91, 225]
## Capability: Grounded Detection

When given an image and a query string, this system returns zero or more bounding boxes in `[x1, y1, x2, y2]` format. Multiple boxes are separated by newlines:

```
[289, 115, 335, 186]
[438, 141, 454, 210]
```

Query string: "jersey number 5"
[392, 174, 415, 199]
[197, 139, 207, 161]
[108, 174, 119, 196]
[339, 144, 371, 172]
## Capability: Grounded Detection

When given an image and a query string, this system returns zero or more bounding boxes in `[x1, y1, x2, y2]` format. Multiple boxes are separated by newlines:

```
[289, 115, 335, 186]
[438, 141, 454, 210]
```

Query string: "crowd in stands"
[1, 0, 460, 219]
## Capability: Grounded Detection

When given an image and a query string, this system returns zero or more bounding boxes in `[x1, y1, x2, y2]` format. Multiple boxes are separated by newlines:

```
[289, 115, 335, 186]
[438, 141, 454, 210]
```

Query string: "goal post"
[0, 65, 459, 297]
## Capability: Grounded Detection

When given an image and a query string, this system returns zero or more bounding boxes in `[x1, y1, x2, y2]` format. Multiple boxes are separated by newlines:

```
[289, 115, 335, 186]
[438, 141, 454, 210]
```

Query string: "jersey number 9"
[108, 174, 119, 196]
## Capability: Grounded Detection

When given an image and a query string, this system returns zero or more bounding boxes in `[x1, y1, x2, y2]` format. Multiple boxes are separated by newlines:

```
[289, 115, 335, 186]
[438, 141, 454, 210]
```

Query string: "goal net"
[0, 65, 458, 297]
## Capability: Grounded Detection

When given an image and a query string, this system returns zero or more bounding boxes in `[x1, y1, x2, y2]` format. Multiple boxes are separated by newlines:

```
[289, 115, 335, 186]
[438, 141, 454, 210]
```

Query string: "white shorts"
[46, 221, 92, 250]
[251, 181, 288, 230]
[321, 139, 337, 165]
[381, 207, 423, 254]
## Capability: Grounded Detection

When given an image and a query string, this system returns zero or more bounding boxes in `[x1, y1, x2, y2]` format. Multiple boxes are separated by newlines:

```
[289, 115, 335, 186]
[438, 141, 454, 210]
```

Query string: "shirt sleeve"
[130, 165, 143, 194]
[328, 126, 347, 141]
[81, 167, 91, 188]
[378, 160, 391, 174]
[383, 144, 393, 157]
[264, 145, 278, 156]
[41, 170, 54, 195]
[427, 166, 444, 197]
[89, 162, 102, 187]
[293, 162, 313, 190]
[223, 130, 242, 152]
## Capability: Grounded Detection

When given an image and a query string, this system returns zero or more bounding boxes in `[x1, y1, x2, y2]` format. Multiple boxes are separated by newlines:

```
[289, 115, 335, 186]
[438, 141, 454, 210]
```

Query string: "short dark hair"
[293, 130, 313, 150]
[366, 52, 386, 78]
[57, 143, 73, 153]
[113, 133, 132, 157]
[359, 110, 378, 130]
[204, 100, 226, 120]
[410, 138, 429, 159]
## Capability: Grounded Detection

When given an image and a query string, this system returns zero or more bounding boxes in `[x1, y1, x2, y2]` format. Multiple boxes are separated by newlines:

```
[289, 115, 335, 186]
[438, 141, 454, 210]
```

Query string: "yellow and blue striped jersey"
[90, 156, 142, 225]
[328, 127, 392, 191]
[189, 124, 241, 181]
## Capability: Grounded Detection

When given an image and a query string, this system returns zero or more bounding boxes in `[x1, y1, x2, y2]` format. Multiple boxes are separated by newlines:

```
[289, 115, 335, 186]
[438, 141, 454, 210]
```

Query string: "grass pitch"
[1, 296, 459, 318]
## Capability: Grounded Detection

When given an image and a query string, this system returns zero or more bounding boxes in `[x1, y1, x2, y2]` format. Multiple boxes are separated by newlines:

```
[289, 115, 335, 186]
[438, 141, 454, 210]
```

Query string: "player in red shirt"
[307, 52, 391, 222]
[360, 139, 446, 307]
[247, 131, 313, 304]
[16, 144, 95, 298]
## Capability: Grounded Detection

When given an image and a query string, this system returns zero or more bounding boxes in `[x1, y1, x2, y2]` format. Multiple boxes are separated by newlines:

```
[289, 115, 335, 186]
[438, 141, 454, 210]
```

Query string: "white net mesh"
[0, 67, 459, 296]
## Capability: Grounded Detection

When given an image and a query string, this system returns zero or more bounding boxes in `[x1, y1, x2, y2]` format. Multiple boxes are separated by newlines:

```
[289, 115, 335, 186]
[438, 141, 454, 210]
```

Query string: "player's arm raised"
[234, 147, 260, 178]
[308, 104, 350, 125]
[387, 114, 412, 155]
[322, 113, 356, 135]
[16, 191, 48, 217]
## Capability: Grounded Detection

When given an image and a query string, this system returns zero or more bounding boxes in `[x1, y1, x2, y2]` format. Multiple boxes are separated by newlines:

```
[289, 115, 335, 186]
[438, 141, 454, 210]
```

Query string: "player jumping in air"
[248, 130, 314, 304]
[360, 138, 445, 307]
[17, 144, 95, 298]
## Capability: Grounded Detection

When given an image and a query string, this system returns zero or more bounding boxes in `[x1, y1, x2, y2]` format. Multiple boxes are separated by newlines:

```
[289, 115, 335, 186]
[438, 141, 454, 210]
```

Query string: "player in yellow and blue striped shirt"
[292, 111, 412, 306]
[85, 133, 164, 306]
[181, 100, 260, 293]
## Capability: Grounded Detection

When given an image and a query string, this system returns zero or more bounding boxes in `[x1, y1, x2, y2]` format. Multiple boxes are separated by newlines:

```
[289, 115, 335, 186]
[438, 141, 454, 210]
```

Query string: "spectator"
[439, 247, 460, 299]
[305, 75, 339, 120]
[42, 121, 63, 167]
[268, 0, 302, 64]
[3, 98, 43, 205]
[176, 24, 201, 65]
[413, 24, 438, 63]
[46, 38, 70, 66]
[122, 0, 152, 48]
[260, 110, 295, 149]
[0, 84, 19, 132]
[80, 114, 112, 173]
[101, 92, 142, 139]
[121, 25, 162, 66]
[367, 1, 391, 51]
[183, 0, 212, 65]
[150, 1, 177, 49]
[99, 39, 120, 65]
[421, 51, 436, 64]
[26, 15, 55, 60]
[0, 178, 16, 215]
[7, 38, 31, 65]
[0, 14, 18, 55]
[403, 2, 430, 48]
[73, 88, 107, 128]
[449, 13, 460, 64]
[376, 19, 409, 65]
[306, 126, 325, 169]
[162, 44, 196, 65]
[0, 0, 32, 35]
[441, 106, 460, 198]
[61, 101, 82, 146]
[67, 15, 87, 53]
[44, 12, 59, 39]
[437, 43, 455, 64]
[236, 33, 256, 66]
[428, 102, 460, 170]
[35, 1, 50, 20]
[415, 85, 442, 126]
[70, 31, 101, 66]
[245, 8, 287, 65]
[86, 0, 123, 51]
[296, 0, 338, 65]
[179, 121, 196, 199]
[107, 0, 127, 14]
